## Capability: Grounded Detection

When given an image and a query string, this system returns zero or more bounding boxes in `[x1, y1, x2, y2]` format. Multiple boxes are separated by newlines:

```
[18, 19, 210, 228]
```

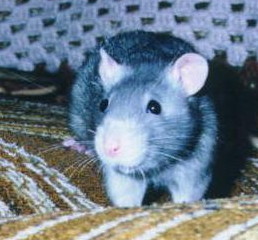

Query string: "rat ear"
[99, 48, 129, 90]
[168, 53, 209, 96]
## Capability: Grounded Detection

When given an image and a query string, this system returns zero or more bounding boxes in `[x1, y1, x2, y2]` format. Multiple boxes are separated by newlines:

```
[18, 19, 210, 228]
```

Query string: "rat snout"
[102, 130, 131, 160]
[95, 118, 147, 168]
[103, 137, 122, 157]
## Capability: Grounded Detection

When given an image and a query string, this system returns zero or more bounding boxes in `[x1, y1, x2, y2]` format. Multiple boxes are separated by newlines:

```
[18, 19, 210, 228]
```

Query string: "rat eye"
[146, 100, 161, 115]
[99, 99, 109, 112]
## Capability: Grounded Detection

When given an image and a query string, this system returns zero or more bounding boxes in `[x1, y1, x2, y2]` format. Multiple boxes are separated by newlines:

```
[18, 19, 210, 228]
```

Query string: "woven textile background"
[0, 0, 258, 72]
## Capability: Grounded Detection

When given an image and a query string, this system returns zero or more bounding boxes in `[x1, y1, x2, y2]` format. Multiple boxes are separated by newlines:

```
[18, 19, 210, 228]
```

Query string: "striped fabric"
[0, 99, 106, 217]
[0, 196, 257, 239]
[0, 99, 257, 239]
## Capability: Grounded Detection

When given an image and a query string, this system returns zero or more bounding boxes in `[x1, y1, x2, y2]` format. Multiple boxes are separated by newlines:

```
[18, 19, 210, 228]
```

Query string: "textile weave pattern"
[0, 0, 257, 72]
[0, 196, 257, 240]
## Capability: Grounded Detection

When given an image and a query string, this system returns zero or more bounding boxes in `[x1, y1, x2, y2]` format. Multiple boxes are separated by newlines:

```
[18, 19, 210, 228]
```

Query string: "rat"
[68, 31, 246, 207]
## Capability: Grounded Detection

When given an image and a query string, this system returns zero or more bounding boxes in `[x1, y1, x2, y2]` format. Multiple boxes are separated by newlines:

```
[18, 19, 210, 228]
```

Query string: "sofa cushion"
[0, 195, 257, 240]
[0, 99, 107, 217]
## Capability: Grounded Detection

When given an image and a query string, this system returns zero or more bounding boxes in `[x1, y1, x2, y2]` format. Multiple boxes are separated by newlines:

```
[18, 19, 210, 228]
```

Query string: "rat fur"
[69, 31, 247, 207]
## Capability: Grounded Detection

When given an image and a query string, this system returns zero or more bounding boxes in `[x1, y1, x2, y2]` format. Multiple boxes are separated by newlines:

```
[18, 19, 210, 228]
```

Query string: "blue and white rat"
[68, 31, 245, 207]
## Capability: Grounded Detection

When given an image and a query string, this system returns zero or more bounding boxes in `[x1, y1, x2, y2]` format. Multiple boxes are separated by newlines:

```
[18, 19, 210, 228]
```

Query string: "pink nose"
[104, 139, 121, 157]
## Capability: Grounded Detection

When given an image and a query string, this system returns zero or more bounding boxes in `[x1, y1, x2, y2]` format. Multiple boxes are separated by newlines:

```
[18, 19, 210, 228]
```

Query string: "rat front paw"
[62, 137, 93, 155]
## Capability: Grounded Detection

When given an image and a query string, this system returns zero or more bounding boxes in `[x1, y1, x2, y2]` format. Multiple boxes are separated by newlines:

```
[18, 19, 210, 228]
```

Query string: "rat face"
[94, 49, 208, 176]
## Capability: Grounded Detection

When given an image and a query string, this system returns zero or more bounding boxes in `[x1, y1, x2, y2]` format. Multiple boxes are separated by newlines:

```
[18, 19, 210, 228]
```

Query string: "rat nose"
[104, 138, 122, 157]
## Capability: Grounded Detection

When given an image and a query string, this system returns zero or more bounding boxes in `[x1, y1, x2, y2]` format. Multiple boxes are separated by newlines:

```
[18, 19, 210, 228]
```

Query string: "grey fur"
[69, 31, 229, 207]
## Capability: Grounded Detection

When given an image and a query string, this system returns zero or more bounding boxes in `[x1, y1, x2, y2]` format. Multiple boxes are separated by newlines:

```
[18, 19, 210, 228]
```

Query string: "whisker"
[156, 145, 192, 155]
[87, 129, 96, 135]
[148, 140, 195, 150]
[149, 135, 197, 141]
[139, 167, 146, 183]
[63, 156, 86, 175]
[150, 144, 185, 151]
[37, 143, 63, 154]
[1, 69, 46, 89]
[69, 158, 91, 179]
[78, 157, 98, 175]
[76, 141, 94, 146]
[149, 149, 184, 163]
[97, 163, 105, 175]
[67, 153, 98, 178]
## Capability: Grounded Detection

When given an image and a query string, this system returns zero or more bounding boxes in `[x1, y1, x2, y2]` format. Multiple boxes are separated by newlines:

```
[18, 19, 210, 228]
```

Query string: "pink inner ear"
[99, 48, 128, 89]
[99, 49, 118, 81]
[101, 49, 116, 68]
[172, 53, 209, 96]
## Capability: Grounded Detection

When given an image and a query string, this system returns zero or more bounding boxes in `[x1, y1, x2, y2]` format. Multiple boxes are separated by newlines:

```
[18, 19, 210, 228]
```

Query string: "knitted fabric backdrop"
[0, 0, 258, 72]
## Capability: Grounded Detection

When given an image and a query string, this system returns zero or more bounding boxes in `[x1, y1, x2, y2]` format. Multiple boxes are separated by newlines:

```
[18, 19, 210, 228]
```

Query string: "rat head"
[95, 49, 209, 176]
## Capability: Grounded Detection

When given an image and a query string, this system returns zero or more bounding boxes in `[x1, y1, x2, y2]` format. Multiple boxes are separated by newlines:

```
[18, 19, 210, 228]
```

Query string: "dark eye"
[146, 100, 161, 115]
[99, 99, 109, 112]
